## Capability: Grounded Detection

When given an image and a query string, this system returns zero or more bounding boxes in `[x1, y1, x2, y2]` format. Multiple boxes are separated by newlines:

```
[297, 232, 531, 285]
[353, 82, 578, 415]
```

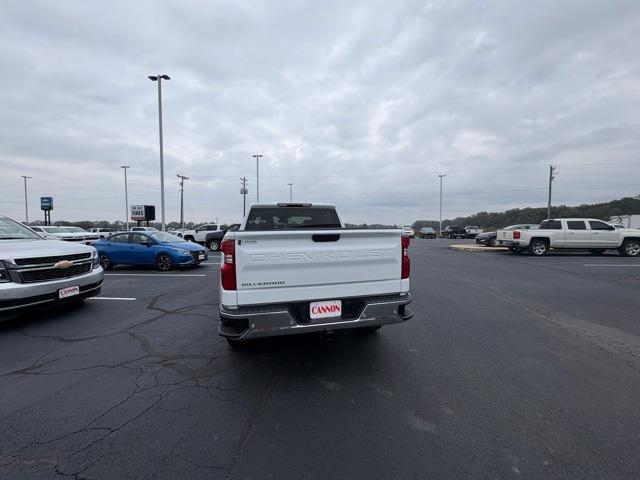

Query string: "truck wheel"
[208, 239, 220, 251]
[184, 236, 194, 242]
[156, 254, 174, 271]
[226, 337, 246, 349]
[620, 239, 640, 257]
[589, 249, 605, 255]
[99, 254, 113, 270]
[529, 239, 548, 256]
[489, 238, 497, 247]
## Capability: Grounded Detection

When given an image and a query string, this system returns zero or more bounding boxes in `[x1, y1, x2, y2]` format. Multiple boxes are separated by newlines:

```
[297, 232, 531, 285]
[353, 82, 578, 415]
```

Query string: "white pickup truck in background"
[498, 218, 640, 256]
[217, 203, 413, 345]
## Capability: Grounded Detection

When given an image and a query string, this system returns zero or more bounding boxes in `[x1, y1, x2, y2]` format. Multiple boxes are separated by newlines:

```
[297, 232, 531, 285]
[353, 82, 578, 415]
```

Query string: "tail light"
[401, 235, 410, 279]
[513, 230, 521, 240]
[220, 239, 237, 290]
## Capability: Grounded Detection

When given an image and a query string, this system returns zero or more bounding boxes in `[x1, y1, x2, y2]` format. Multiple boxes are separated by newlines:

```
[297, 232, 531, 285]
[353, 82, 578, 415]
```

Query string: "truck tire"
[620, 239, 640, 257]
[208, 239, 220, 251]
[184, 236, 194, 242]
[488, 238, 497, 247]
[226, 337, 246, 349]
[529, 239, 548, 256]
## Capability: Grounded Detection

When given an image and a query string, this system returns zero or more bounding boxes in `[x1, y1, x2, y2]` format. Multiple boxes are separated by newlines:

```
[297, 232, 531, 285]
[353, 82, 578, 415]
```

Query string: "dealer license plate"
[59, 286, 80, 299]
[310, 300, 342, 320]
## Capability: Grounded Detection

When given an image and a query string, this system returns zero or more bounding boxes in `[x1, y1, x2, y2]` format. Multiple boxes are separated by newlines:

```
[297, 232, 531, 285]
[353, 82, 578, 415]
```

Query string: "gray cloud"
[1, 0, 639, 225]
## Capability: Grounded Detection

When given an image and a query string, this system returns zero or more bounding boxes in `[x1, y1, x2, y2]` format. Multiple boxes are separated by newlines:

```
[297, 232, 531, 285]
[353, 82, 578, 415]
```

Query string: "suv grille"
[14, 253, 91, 266]
[19, 263, 92, 283]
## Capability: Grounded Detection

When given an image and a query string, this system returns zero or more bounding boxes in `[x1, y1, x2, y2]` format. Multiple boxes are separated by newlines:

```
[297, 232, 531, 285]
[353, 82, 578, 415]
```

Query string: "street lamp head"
[160, 75, 171, 80]
[121, 165, 130, 169]
[148, 75, 158, 81]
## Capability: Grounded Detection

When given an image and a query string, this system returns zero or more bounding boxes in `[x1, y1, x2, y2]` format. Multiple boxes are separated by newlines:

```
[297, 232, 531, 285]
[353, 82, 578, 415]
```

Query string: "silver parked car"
[0, 215, 104, 315]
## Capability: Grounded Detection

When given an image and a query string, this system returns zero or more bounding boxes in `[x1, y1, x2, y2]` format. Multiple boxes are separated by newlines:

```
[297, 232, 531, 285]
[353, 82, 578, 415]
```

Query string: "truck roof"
[248, 203, 335, 209]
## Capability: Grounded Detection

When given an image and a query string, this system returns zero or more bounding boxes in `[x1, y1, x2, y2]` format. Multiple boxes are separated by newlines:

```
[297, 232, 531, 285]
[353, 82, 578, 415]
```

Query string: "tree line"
[412, 196, 640, 232]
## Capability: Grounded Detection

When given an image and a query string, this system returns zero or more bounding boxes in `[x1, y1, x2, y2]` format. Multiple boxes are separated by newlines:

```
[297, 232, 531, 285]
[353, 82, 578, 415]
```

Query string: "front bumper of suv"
[219, 293, 413, 341]
[0, 268, 104, 314]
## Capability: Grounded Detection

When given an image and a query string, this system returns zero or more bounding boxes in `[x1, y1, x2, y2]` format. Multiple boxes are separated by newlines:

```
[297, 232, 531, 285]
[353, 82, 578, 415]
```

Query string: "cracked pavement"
[1, 245, 640, 479]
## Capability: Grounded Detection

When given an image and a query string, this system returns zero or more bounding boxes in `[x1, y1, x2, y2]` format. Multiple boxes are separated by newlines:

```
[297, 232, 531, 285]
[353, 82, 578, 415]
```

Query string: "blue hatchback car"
[94, 231, 208, 271]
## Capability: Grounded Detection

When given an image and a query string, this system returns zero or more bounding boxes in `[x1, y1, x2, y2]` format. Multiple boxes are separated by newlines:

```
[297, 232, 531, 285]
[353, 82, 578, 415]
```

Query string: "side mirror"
[608, 225, 615, 231]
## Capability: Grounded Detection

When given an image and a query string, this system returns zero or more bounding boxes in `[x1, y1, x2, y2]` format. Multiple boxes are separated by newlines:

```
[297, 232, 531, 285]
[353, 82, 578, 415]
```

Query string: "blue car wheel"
[156, 253, 174, 271]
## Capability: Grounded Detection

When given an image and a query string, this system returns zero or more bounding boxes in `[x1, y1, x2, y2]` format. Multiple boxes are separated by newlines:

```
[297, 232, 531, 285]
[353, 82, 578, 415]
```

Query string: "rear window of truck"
[245, 207, 341, 230]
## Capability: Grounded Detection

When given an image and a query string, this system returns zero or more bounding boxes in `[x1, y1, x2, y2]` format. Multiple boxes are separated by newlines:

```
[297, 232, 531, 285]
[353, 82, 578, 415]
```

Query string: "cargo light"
[513, 230, 521, 240]
[220, 239, 237, 290]
[401, 235, 410, 279]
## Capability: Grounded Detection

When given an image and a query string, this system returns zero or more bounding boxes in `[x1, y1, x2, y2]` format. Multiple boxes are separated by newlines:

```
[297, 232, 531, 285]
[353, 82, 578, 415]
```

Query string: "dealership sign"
[131, 205, 146, 221]
[40, 197, 53, 211]
[131, 205, 156, 222]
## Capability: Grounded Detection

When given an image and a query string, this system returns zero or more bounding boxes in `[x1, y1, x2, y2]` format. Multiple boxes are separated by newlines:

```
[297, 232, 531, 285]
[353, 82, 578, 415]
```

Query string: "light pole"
[287, 183, 294, 202]
[438, 174, 446, 237]
[148, 74, 171, 231]
[177, 174, 189, 229]
[252, 154, 263, 202]
[121, 166, 130, 231]
[21, 176, 31, 224]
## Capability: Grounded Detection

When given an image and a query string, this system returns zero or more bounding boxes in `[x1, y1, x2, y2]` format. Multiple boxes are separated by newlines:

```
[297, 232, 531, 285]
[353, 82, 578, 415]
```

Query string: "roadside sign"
[131, 205, 156, 221]
[131, 205, 145, 221]
[40, 197, 53, 211]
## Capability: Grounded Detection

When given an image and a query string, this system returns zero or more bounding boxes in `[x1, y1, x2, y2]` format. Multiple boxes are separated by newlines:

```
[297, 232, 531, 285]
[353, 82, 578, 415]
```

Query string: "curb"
[449, 244, 508, 252]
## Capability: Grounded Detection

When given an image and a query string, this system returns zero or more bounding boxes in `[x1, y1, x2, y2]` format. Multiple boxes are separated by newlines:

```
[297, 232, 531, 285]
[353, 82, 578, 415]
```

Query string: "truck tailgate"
[497, 229, 515, 242]
[233, 229, 402, 305]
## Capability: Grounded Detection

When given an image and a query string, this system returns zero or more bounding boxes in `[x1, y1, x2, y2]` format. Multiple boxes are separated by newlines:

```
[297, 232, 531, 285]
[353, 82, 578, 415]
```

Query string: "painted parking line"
[584, 264, 640, 267]
[105, 273, 207, 277]
[88, 297, 137, 301]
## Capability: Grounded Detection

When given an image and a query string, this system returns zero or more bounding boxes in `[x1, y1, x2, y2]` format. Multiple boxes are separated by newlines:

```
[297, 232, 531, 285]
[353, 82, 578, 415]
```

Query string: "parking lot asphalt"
[1, 240, 640, 479]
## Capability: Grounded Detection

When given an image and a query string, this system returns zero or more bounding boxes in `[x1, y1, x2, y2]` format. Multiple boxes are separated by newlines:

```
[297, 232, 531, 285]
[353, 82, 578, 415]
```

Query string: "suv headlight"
[91, 250, 100, 269]
[0, 261, 11, 283]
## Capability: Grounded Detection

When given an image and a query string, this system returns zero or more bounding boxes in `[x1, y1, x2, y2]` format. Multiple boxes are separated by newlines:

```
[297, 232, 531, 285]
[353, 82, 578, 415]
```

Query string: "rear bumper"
[219, 293, 413, 341]
[500, 240, 521, 247]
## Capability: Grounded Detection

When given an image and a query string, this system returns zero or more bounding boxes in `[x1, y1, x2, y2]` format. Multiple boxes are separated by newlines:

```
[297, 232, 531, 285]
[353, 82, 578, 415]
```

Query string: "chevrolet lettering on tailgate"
[247, 249, 394, 265]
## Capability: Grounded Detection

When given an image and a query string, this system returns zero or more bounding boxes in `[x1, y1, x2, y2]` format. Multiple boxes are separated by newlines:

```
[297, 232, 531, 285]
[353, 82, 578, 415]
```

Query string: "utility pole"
[547, 165, 557, 219]
[252, 154, 263, 202]
[148, 74, 171, 231]
[177, 174, 189, 229]
[121, 166, 130, 231]
[287, 183, 293, 202]
[438, 174, 446, 237]
[240, 177, 248, 217]
[21, 175, 32, 224]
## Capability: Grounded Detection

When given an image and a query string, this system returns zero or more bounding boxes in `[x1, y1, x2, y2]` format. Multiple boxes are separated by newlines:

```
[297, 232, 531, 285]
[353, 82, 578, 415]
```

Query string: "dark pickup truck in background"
[204, 224, 240, 251]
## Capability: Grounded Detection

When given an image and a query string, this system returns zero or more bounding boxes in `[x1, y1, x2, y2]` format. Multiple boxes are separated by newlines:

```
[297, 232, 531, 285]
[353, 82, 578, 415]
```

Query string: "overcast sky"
[1, 0, 639, 225]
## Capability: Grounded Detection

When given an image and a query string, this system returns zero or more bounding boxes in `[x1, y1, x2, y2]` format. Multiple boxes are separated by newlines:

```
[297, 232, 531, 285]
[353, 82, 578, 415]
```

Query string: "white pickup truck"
[498, 218, 640, 256]
[217, 203, 413, 345]
[175, 224, 226, 245]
